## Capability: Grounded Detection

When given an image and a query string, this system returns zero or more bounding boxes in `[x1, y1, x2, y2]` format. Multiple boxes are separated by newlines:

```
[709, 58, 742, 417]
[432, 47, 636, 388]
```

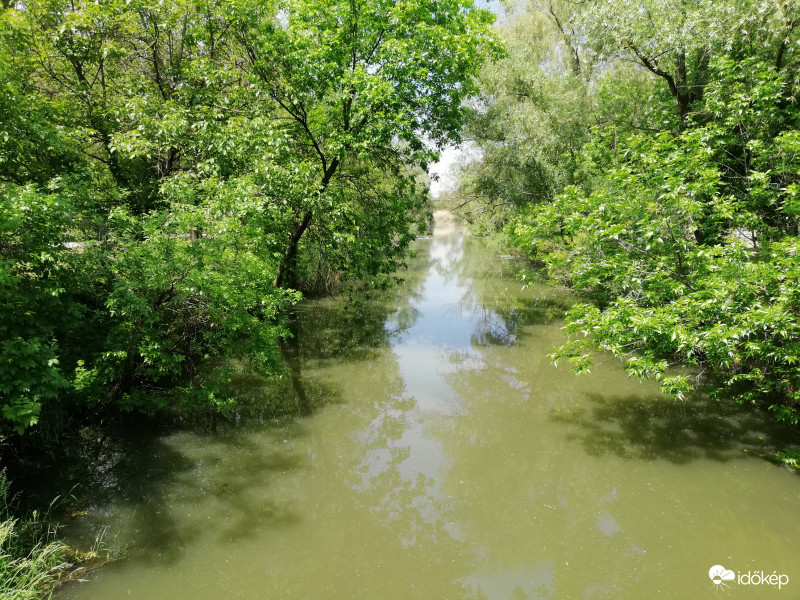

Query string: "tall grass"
[0, 471, 74, 600]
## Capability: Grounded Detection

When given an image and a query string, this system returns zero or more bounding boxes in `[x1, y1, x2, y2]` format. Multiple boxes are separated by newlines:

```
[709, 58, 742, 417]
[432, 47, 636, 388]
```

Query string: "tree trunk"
[273, 210, 313, 289]
[272, 159, 339, 289]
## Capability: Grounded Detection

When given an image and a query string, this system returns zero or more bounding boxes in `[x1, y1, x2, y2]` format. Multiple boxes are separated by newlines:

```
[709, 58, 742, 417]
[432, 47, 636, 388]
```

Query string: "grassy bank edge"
[1, 471, 110, 600]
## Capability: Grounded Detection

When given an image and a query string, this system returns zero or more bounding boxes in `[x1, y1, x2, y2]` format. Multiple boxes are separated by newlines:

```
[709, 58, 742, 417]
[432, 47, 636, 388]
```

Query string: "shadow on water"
[468, 293, 572, 348]
[50, 260, 428, 569]
[127, 432, 305, 566]
[51, 417, 310, 572]
[97, 272, 432, 567]
[232, 279, 424, 419]
[291, 300, 397, 361]
[550, 392, 797, 464]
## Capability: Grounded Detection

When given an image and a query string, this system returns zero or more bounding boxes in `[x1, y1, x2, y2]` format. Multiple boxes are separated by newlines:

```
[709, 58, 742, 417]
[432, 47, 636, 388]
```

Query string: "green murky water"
[57, 220, 800, 599]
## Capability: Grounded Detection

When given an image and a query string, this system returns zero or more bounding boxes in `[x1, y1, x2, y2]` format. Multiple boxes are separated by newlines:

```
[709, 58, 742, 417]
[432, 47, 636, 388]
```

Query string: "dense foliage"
[455, 0, 800, 424]
[0, 0, 500, 440]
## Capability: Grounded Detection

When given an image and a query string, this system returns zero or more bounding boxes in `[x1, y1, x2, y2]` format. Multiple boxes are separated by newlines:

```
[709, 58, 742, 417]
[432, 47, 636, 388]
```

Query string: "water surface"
[58, 219, 800, 599]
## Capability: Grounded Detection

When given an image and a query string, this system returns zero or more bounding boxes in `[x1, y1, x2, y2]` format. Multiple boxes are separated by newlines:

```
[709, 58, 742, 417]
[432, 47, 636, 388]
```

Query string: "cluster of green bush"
[0, 0, 500, 441]
[456, 0, 800, 426]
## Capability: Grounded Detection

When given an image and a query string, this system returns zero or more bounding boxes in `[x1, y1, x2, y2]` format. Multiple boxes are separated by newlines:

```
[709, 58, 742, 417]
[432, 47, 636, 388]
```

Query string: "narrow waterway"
[58, 216, 799, 599]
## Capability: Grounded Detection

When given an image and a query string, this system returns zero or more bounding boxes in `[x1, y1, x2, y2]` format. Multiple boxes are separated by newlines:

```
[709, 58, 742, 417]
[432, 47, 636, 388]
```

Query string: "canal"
[58, 214, 800, 599]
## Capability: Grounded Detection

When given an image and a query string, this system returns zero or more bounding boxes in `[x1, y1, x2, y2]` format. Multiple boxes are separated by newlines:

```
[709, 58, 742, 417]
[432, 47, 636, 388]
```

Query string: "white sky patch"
[429, 145, 462, 198]
[430, 143, 474, 198]
[428, 142, 482, 198]
[475, 0, 503, 14]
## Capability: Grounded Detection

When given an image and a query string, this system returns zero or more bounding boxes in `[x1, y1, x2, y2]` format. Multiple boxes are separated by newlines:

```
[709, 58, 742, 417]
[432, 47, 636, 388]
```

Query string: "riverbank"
[0, 470, 111, 600]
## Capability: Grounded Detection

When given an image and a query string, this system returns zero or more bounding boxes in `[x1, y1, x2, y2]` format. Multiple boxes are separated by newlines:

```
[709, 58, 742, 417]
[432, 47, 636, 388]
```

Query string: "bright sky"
[429, 140, 483, 198]
[428, 144, 462, 198]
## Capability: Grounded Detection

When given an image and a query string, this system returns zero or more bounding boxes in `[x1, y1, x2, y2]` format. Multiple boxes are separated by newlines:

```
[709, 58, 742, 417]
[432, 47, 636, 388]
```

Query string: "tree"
[447, 0, 800, 426]
[449, 0, 599, 233]
[511, 38, 800, 424]
[581, 0, 800, 127]
[232, 0, 501, 288]
[0, 0, 502, 438]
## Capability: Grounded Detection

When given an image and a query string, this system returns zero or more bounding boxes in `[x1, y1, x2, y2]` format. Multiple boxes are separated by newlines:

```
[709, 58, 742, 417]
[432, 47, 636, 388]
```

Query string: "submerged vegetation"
[451, 0, 800, 429]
